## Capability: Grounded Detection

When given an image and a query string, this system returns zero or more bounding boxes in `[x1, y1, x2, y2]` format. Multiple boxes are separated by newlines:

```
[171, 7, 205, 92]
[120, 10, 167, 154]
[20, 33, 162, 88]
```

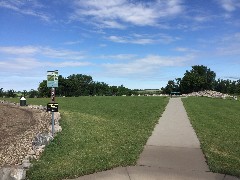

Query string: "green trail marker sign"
[47, 70, 58, 87]
[47, 70, 59, 136]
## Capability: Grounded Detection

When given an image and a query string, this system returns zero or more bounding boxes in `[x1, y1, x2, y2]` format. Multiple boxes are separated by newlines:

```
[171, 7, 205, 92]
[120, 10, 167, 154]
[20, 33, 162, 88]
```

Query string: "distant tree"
[22, 90, 27, 97]
[236, 80, 240, 94]
[162, 80, 175, 94]
[95, 82, 109, 96]
[38, 80, 49, 97]
[161, 65, 240, 95]
[29, 89, 39, 98]
[180, 65, 216, 93]
[109, 86, 118, 96]
[175, 78, 182, 91]
[66, 74, 93, 96]
[0, 88, 3, 97]
[37, 73, 133, 97]
[229, 81, 236, 94]
[116, 85, 132, 96]
[214, 79, 240, 95]
[7, 89, 16, 98]
[54, 75, 65, 96]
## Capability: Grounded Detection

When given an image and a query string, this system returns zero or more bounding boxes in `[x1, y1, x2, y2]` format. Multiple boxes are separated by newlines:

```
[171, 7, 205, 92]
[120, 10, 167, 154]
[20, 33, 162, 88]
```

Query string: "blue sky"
[0, 0, 240, 91]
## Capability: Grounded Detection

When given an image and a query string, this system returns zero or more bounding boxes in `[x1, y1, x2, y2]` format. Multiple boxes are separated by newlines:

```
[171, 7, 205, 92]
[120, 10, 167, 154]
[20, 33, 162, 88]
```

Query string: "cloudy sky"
[0, 0, 240, 91]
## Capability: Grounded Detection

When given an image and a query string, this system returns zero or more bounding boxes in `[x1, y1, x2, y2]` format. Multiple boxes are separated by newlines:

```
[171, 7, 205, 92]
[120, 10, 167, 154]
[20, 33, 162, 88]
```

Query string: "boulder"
[0, 165, 11, 180]
[0, 165, 26, 180]
[32, 133, 53, 147]
[10, 167, 26, 180]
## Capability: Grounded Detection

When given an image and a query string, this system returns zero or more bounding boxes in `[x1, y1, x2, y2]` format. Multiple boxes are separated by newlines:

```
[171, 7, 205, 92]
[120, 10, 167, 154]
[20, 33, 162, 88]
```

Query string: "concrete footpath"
[67, 98, 239, 180]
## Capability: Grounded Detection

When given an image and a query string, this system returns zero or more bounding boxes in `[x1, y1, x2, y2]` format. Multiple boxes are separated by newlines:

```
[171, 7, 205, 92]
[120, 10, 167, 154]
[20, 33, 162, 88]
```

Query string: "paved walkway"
[67, 98, 239, 180]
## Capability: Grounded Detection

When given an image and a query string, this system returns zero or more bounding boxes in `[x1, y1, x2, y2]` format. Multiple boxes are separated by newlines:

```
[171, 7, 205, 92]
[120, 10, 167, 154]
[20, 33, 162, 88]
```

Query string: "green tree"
[37, 73, 133, 97]
[117, 85, 132, 96]
[28, 89, 39, 98]
[22, 90, 27, 97]
[180, 65, 216, 93]
[236, 80, 240, 94]
[175, 78, 182, 92]
[67, 74, 93, 96]
[0, 88, 3, 97]
[163, 80, 175, 94]
[38, 80, 49, 97]
[7, 89, 16, 98]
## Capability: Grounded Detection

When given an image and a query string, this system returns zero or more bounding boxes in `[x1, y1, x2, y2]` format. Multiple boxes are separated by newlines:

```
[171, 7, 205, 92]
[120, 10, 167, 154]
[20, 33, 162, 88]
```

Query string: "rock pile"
[183, 90, 231, 99]
[0, 101, 62, 180]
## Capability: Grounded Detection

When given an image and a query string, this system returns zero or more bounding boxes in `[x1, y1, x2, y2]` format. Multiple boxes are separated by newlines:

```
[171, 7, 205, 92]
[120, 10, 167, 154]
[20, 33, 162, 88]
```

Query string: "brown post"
[51, 87, 55, 103]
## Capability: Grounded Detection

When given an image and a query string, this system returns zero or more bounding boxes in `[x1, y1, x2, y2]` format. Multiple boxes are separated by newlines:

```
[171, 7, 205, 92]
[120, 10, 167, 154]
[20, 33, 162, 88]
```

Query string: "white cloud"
[192, 15, 211, 22]
[174, 47, 199, 53]
[63, 41, 82, 45]
[221, 32, 240, 41]
[107, 33, 179, 45]
[196, 32, 240, 57]
[99, 44, 107, 47]
[54, 61, 92, 67]
[0, 57, 92, 90]
[99, 54, 137, 60]
[0, 46, 92, 75]
[41, 47, 85, 60]
[103, 54, 194, 76]
[71, 0, 184, 28]
[175, 47, 189, 52]
[0, 58, 92, 73]
[215, 43, 240, 56]
[218, 0, 240, 12]
[100, 20, 126, 29]
[0, 0, 50, 21]
[0, 46, 39, 55]
[0, 58, 43, 71]
[0, 46, 85, 60]
[215, 33, 240, 56]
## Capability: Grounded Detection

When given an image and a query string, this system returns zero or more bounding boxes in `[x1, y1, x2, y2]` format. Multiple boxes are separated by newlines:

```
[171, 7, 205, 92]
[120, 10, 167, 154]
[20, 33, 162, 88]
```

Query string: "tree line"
[1, 66, 239, 98]
[38, 74, 134, 97]
[0, 88, 38, 98]
[161, 65, 240, 95]
[0, 74, 134, 98]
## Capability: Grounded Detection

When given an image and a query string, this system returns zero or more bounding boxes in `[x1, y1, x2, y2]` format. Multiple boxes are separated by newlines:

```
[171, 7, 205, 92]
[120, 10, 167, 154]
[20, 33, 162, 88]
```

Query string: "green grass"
[182, 97, 240, 177]
[1, 96, 168, 180]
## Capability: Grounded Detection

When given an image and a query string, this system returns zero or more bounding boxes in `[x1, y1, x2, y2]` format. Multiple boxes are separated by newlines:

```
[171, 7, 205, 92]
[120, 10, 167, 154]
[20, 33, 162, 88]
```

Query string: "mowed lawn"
[182, 97, 240, 177]
[8, 96, 169, 180]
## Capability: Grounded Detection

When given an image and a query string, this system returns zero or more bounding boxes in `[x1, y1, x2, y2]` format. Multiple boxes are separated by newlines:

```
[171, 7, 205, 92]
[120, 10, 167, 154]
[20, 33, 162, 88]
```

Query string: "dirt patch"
[0, 103, 51, 167]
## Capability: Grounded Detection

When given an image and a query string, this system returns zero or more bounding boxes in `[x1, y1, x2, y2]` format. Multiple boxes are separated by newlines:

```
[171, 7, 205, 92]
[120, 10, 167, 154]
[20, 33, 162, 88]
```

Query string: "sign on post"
[47, 70, 59, 136]
[47, 103, 59, 112]
[47, 70, 58, 87]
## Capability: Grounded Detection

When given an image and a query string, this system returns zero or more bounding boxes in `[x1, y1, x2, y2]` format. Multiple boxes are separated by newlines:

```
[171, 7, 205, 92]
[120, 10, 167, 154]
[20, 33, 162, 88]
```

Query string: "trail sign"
[47, 70, 58, 136]
[47, 70, 58, 87]
[47, 103, 59, 112]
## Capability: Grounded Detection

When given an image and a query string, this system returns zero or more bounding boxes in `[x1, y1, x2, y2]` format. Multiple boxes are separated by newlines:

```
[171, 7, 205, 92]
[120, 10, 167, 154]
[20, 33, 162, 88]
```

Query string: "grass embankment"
[2, 96, 168, 179]
[182, 97, 240, 177]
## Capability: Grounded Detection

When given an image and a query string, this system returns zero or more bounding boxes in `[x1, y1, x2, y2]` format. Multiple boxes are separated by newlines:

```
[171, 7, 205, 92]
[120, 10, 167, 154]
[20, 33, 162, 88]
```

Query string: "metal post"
[52, 111, 54, 136]
[51, 87, 55, 136]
